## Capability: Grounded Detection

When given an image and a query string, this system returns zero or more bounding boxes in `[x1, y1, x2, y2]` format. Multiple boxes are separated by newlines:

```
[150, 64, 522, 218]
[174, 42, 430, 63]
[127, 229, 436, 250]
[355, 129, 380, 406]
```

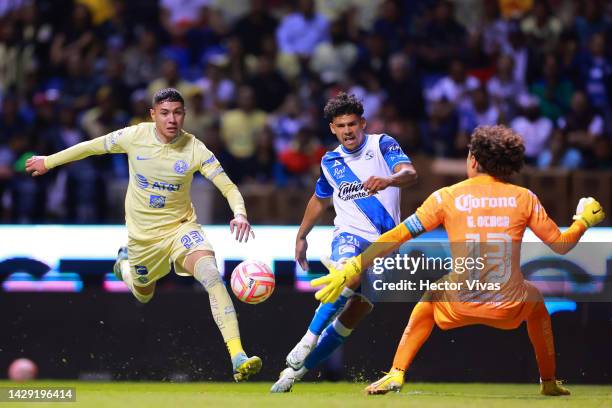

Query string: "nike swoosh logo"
[593, 209, 601, 214]
[136, 156, 151, 160]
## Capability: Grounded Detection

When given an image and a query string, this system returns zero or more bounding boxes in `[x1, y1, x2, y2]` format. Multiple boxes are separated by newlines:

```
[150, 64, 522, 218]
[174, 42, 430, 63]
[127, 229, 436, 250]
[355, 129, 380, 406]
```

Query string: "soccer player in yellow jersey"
[25, 88, 262, 381]
[311, 125, 606, 396]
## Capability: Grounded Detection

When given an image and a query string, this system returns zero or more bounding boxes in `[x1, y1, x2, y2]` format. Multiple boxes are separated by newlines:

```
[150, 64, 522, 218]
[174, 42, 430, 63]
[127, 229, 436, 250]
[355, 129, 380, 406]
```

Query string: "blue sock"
[304, 320, 352, 370]
[307, 290, 352, 335]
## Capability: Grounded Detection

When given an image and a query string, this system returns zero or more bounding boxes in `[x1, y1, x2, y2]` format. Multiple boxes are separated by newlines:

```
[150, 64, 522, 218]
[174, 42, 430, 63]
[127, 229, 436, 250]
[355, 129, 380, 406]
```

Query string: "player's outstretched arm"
[295, 194, 331, 271]
[312, 190, 442, 303]
[312, 216, 417, 303]
[363, 163, 417, 195]
[208, 170, 254, 243]
[25, 134, 120, 177]
[530, 196, 605, 254]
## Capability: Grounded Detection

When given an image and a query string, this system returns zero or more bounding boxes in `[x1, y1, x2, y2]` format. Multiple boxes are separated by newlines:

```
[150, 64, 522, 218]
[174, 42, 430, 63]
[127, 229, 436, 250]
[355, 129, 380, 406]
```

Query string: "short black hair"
[323, 92, 364, 122]
[468, 125, 525, 179]
[152, 88, 184, 106]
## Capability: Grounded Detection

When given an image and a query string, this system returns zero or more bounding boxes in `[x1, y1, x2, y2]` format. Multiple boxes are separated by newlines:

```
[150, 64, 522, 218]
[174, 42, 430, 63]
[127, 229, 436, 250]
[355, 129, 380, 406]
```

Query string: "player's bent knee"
[339, 294, 374, 328]
[134, 292, 154, 304]
[184, 250, 216, 275]
[193, 255, 223, 291]
[133, 285, 155, 304]
[353, 293, 374, 314]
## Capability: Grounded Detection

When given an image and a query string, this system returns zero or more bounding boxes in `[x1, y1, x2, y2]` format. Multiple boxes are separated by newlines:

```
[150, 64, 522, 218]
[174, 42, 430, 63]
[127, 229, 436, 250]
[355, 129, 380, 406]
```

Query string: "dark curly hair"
[323, 92, 364, 122]
[468, 125, 525, 179]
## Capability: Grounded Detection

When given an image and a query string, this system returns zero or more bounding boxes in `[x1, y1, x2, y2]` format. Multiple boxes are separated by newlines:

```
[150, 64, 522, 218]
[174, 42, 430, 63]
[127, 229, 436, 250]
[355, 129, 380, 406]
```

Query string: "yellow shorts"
[127, 222, 214, 287]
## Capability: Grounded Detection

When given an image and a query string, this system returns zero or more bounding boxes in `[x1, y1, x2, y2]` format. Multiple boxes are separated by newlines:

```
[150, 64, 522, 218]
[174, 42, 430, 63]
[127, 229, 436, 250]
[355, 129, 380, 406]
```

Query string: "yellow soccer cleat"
[232, 354, 262, 382]
[540, 379, 571, 396]
[365, 369, 405, 395]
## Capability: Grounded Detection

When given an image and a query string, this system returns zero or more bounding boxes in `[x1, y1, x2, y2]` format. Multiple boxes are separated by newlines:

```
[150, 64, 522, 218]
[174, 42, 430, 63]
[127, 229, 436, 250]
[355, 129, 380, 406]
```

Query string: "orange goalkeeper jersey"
[407, 174, 585, 317]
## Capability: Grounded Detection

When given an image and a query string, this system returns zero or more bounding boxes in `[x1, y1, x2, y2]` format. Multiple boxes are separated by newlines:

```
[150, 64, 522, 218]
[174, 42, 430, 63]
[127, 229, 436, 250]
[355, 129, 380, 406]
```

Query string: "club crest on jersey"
[365, 150, 374, 160]
[174, 159, 188, 174]
[338, 181, 369, 201]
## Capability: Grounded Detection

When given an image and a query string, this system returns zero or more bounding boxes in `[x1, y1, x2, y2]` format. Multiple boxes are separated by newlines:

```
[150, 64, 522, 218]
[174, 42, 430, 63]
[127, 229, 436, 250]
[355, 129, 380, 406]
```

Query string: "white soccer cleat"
[286, 341, 314, 370]
[270, 367, 306, 393]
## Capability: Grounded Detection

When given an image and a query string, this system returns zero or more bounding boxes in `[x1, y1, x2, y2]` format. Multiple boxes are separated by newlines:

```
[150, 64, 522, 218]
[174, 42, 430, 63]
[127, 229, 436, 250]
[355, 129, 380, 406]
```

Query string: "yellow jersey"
[45, 122, 246, 241]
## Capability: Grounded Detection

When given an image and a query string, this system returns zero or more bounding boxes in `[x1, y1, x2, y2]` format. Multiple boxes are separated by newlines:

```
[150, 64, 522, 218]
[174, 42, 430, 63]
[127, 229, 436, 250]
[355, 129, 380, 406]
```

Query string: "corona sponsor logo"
[454, 194, 517, 213]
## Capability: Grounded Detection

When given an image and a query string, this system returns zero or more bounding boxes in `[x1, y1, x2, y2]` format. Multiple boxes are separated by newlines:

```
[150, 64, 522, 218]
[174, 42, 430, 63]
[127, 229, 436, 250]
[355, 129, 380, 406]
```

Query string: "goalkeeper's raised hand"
[310, 255, 362, 303]
[573, 197, 605, 228]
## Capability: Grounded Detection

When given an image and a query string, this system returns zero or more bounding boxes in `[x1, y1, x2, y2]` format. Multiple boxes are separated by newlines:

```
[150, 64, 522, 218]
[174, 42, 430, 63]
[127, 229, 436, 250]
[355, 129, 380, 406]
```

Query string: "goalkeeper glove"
[573, 197, 605, 228]
[310, 255, 362, 303]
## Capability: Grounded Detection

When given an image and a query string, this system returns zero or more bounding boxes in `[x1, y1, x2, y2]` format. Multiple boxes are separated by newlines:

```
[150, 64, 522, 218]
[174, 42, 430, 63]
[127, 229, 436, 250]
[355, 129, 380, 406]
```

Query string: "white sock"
[120, 260, 134, 289]
[121, 260, 153, 303]
[340, 287, 355, 298]
[301, 330, 319, 347]
[332, 318, 353, 337]
[294, 366, 308, 380]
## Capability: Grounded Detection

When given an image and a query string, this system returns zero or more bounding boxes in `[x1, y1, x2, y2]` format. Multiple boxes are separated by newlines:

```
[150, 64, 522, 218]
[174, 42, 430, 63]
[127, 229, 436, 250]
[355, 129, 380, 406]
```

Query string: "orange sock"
[391, 302, 435, 371]
[526, 301, 556, 380]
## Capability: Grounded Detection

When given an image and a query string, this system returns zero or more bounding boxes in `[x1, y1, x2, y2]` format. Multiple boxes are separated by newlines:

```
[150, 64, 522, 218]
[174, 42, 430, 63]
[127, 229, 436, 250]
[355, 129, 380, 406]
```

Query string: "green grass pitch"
[1, 381, 611, 407]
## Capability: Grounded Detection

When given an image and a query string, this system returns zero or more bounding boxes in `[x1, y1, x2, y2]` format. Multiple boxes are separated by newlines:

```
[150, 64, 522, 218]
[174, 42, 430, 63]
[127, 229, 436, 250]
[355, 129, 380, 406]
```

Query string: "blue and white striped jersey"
[315, 133, 411, 242]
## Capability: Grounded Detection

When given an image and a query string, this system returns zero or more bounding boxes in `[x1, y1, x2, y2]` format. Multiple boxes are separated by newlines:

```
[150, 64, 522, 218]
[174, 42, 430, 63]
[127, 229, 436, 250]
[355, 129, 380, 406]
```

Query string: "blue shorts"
[330, 232, 371, 262]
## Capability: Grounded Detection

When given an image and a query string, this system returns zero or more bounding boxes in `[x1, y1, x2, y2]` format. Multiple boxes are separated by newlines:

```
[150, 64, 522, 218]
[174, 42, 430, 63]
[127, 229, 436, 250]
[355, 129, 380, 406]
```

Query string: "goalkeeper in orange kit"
[311, 125, 605, 396]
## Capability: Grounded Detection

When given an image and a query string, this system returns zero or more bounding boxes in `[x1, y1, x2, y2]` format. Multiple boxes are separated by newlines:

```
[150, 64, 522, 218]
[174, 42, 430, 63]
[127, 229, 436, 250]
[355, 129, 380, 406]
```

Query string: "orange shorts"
[431, 282, 543, 330]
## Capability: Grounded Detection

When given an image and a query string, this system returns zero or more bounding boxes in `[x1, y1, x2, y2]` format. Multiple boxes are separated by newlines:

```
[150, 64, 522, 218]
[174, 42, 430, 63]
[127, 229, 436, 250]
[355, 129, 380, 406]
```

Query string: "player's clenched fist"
[363, 175, 391, 195]
[25, 156, 49, 177]
[573, 197, 605, 228]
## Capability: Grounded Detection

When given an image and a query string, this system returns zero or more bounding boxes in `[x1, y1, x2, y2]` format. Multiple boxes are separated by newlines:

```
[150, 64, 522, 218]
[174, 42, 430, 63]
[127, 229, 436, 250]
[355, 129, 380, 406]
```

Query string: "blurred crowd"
[0, 0, 611, 223]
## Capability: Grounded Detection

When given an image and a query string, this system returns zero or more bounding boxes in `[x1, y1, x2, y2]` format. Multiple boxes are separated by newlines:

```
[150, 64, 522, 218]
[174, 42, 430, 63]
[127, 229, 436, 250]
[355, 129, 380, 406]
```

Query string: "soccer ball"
[230, 260, 275, 304]
[8, 358, 38, 381]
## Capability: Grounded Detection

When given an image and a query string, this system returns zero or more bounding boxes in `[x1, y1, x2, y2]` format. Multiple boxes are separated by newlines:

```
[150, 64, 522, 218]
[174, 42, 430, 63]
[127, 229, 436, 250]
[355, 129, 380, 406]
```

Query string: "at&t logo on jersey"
[136, 174, 149, 189]
[338, 181, 369, 201]
[135, 174, 182, 192]
[454, 194, 518, 213]
[152, 181, 181, 191]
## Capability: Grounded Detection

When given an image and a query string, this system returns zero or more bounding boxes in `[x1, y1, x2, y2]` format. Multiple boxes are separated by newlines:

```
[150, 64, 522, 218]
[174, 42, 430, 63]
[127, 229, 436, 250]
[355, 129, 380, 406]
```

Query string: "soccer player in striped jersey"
[271, 92, 417, 392]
